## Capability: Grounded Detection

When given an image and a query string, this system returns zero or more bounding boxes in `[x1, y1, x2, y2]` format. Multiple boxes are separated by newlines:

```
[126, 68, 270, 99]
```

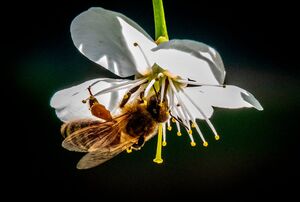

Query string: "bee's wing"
[76, 136, 137, 169]
[61, 119, 103, 138]
[62, 114, 130, 152]
[76, 128, 159, 169]
[61, 122, 115, 152]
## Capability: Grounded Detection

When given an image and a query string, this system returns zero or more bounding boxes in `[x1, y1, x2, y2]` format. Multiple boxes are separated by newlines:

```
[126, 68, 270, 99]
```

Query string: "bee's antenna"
[87, 86, 93, 96]
[169, 111, 189, 130]
[82, 86, 94, 103]
[163, 78, 169, 102]
[152, 85, 159, 101]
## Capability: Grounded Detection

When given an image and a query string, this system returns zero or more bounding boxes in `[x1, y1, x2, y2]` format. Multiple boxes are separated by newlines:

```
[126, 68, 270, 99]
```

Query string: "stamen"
[182, 90, 220, 140]
[160, 76, 166, 104]
[174, 106, 189, 128]
[89, 78, 127, 88]
[169, 79, 211, 147]
[174, 86, 197, 125]
[186, 128, 196, 147]
[177, 79, 225, 88]
[133, 42, 152, 70]
[130, 85, 146, 102]
[193, 121, 208, 146]
[176, 102, 197, 147]
[144, 78, 156, 97]
[169, 78, 192, 129]
[120, 81, 146, 108]
[84, 78, 148, 102]
[167, 88, 176, 113]
[162, 123, 167, 146]
[175, 121, 181, 136]
[153, 123, 163, 164]
[170, 110, 189, 130]
[178, 99, 195, 130]
[167, 118, 172, 131]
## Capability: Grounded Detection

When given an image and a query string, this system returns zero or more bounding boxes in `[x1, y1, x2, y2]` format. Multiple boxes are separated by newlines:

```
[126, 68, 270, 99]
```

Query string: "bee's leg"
[139, 90, 145, 103]
[152, 84, 158, 100]
[83, 86, 113, 121]
[162, 78, 169, 103]
[131, 136, 145, 150]
[119, 85, 141, 108]
[139, 90, 144, 99]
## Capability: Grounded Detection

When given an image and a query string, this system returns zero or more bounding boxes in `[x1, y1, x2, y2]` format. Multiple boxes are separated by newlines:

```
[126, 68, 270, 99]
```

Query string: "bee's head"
[147, 95, 169, 123]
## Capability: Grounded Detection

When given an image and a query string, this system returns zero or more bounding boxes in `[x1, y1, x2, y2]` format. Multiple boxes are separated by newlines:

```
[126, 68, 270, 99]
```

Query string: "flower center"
[83, 43, 226, 164]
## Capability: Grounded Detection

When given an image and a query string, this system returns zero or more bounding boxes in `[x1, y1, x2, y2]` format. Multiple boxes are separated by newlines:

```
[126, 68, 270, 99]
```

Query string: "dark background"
[10, 0, 299, 200]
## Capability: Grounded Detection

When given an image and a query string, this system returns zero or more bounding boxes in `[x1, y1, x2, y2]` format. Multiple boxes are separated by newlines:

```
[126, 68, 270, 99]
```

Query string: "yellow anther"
[177, 131, 182, 136]
[215, 134, 220, 140]
[191, 122, 196, 128]
[166, 111, 170, 116]
[188, 129, 193, 135]
[167, 126, 172, 131]
[171, 118, 176, 123]
[162, 141, 167, 146]
[126, 148, 132, 153]
[203, 142, 208, 147]
[190, 141, 196, 147]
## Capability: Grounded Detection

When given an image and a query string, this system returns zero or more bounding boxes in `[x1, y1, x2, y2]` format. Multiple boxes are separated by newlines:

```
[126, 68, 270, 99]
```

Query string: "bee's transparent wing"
[76, 138, 136, 169]
[61, 119, 103, 138]
[62, 115, 129, 152]
[76, 128, 159, 169]
[62, 121, 118, 152]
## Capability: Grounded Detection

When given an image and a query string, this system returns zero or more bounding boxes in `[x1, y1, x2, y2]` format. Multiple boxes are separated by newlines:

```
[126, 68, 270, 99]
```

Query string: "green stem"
[152, 0, 169, 43]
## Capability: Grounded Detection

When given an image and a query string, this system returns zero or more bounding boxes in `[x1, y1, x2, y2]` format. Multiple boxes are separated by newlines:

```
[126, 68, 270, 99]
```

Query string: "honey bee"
[61, 85, 169, 169]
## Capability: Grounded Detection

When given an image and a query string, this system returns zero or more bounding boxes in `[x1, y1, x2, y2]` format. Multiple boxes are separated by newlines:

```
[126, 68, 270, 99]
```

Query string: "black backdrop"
[10, 0, 299, 200]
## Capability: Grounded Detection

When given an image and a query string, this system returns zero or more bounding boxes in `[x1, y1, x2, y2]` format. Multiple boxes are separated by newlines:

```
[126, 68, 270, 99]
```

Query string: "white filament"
[177, 79, 225, 88]
[193, 121, 206, 143]
[168, 78, 192, 129]
[144, 78, 156, 97]
[182, 90, 218, 136]
[94, 78, 148, 97]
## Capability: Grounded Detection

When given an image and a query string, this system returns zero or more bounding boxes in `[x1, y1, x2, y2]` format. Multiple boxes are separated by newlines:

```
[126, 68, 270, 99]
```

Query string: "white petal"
[179, 89, 214, 120]
[50, 78, 129, 122]
[192, 85, 263, 110]
[152, 40, 226, 84]
[116, 17, 156, 75]
[71, 7, 156, 77]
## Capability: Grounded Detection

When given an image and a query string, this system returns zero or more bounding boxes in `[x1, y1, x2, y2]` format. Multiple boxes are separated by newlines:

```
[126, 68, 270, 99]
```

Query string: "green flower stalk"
[152, 0, 169, 44]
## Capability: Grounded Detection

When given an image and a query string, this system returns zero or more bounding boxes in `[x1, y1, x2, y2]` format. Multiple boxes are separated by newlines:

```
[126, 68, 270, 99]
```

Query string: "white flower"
[50, 7, 263, 152]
